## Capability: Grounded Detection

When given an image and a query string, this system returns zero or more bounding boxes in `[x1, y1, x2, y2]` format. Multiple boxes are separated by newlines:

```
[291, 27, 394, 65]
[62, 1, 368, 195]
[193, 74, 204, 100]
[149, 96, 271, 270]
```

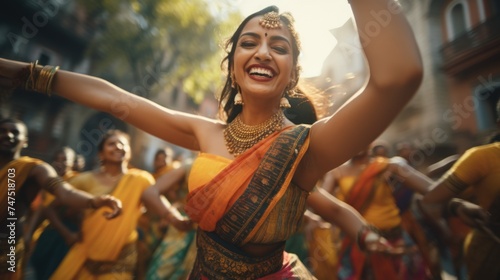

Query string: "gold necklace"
[224, 111, 284, 156]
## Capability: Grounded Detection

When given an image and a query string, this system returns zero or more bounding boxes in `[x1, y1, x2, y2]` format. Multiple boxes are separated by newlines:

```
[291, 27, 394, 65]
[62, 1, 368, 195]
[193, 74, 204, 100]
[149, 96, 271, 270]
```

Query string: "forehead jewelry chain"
[259, 11, 282, 29]
[224, 111, 284, 157]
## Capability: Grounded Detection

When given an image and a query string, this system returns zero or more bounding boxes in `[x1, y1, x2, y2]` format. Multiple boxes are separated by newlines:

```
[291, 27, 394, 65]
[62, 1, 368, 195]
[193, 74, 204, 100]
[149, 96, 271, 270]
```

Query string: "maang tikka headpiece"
[259, 11, 282, 29]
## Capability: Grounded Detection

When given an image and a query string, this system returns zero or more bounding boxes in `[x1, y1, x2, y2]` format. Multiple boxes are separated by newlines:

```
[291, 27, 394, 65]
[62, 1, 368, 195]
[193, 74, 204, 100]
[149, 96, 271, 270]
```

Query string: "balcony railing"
[440, 14, 500, 75]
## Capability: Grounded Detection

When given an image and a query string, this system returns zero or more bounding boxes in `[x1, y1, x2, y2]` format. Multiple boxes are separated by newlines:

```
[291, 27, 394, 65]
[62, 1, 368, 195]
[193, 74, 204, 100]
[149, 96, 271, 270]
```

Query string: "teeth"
[249, 67, 273, 78]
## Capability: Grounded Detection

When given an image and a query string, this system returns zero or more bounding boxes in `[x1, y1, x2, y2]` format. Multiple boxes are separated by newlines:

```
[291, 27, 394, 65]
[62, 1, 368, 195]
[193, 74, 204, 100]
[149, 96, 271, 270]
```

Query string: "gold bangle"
[45, 65, 59, 95]
[24, 60, 39, 91]
[34, 65, 59, 96]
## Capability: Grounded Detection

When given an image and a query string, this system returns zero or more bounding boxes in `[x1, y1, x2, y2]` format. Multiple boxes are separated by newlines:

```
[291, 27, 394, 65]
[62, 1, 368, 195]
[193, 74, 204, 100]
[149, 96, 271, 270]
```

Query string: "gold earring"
[280, 96, 291, 108]
[234, 92, 244, 105]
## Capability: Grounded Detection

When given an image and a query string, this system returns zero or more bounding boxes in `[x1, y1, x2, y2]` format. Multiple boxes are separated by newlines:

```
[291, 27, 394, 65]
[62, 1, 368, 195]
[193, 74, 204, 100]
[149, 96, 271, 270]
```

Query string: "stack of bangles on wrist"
[24, 60, 60, 96]
[356, 224, 381, 252]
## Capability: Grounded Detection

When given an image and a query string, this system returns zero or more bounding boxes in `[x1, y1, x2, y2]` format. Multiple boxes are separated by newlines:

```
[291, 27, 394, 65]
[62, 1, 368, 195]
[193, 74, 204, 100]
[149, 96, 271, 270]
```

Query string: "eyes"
[0, 127, 20, 137]
[239, 39, 290, 55]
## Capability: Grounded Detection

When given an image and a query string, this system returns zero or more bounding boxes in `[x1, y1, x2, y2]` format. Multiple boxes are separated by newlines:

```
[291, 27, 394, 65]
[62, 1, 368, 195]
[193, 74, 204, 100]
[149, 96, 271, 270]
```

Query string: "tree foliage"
[78, 0, 241, 103]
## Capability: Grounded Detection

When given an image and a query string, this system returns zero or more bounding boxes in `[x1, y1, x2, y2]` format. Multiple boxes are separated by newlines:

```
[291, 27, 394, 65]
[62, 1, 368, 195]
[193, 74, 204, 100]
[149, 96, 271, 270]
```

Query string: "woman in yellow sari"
[1, 0, 423, 277]
[49, 130, 155, 280]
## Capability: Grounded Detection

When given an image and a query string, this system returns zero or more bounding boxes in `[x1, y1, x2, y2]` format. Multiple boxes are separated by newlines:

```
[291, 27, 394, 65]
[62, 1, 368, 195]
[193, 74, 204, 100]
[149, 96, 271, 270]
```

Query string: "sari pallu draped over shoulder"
[0, 157, 42, 221]
[185, 125, 315, 279]
[338, 158, 427, 280]
[0, 157, 42, 280]
[338, 157, 396, 280]
[50, 170, 153, 280]
[185, 125, 310, 243]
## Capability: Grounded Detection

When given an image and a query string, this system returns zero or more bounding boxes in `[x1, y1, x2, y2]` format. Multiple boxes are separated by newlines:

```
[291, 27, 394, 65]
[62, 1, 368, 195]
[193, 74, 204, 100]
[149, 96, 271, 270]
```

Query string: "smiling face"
[219, 7, 302, 122]
[232, 16, 295, 104]
[98, 133, 131, 165]
[0, 120, 28, 157]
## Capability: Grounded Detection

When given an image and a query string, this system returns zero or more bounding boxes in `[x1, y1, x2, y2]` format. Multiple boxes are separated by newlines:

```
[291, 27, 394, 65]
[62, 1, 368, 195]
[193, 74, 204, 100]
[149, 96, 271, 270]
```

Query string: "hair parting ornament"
[259, 11, 282, 29]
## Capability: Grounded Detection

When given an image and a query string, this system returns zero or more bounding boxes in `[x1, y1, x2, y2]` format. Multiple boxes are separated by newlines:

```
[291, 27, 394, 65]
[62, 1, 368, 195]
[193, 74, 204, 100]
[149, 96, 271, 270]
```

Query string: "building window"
[451, 4, 467, 35]
[445, 0, 472, 41]
[474, 78, 500, 132]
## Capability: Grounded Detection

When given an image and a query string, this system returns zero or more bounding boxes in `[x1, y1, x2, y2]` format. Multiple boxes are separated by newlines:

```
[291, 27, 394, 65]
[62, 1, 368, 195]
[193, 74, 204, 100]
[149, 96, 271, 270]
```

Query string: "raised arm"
[0, 58, 216, 151]
[309, 0, 423, 174]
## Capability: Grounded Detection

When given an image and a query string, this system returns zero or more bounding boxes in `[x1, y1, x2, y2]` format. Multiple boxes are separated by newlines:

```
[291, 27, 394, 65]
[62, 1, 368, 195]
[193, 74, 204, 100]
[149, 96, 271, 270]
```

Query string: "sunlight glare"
[235, 0, 353, 77]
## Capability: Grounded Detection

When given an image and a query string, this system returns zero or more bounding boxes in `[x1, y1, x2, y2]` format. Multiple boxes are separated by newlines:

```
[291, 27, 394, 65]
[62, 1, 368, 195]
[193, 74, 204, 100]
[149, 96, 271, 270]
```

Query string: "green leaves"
[79, 0, 241, 103]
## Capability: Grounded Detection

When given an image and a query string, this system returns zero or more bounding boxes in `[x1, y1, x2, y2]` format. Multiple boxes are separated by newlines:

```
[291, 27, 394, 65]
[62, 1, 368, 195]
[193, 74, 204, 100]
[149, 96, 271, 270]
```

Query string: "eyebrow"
[240, 32, 291, 46]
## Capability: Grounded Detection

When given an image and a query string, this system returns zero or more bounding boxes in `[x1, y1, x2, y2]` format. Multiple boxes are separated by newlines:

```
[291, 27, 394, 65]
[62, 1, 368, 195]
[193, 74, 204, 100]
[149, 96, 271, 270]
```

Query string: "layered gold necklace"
[224, 111, 284, 156]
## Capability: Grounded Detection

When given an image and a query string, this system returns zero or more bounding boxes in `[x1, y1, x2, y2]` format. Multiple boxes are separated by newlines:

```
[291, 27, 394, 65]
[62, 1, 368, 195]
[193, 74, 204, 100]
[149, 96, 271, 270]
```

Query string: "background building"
[2, 0, 499, 171]
[314, 0, 500, 168]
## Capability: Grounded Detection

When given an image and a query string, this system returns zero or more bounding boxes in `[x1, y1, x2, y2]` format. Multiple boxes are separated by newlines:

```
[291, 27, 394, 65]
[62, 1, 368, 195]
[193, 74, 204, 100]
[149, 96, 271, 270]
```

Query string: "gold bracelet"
[24, 60, 59, 96]
[24, 60, 39, 91]
[34, 65, 59, 96]
[45, 65, 59, 95]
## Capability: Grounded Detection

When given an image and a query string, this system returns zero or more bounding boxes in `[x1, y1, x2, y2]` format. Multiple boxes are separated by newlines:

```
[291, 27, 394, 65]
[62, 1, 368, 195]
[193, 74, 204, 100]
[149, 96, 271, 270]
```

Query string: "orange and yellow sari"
[338, 157, 427, 280]
[185, 125, 316, 279]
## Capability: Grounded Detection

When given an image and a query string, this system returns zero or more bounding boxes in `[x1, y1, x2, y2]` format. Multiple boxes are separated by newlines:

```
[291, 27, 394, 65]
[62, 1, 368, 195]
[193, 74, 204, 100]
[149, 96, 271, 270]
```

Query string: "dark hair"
[0, 118, 28, 137]
[52, 146, 76, 161]
[284, 91, 318, 125]
[154, 147, 174, 159]
[97, 129, 130, 152]
[218, 5, 302, 123]
[488, 132, 500, 143]
[0, 118, 26, 126]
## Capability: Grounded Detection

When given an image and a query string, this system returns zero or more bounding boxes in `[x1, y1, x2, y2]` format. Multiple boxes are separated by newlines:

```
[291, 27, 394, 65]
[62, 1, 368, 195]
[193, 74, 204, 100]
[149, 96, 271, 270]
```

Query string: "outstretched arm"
[30, 162, 122, 219]
[309, 0, 423, 175]
[387, 157, 434, 195]
[0, 58, 216, 151]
